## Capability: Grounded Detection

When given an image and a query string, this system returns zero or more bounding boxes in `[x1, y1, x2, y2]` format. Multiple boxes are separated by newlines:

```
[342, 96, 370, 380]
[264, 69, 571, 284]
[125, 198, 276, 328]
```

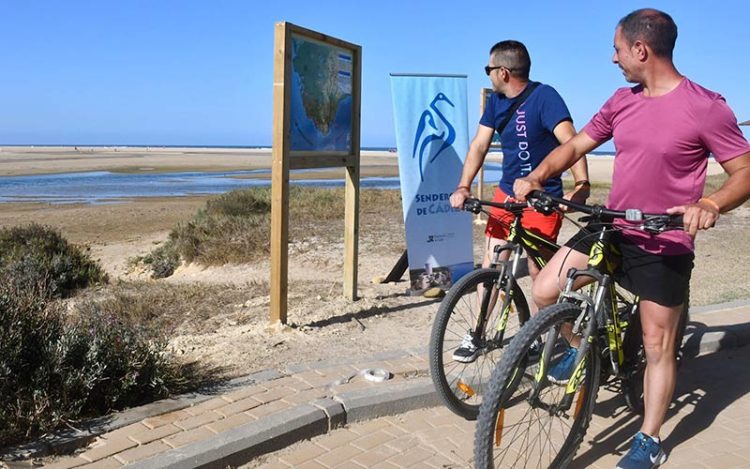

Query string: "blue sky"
[1, 0, 748, 148]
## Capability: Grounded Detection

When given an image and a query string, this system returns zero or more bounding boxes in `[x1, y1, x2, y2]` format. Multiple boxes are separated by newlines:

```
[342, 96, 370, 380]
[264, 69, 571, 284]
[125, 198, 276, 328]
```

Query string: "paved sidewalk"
[12, 301, 750, 468]
[249, 344, 750, 468]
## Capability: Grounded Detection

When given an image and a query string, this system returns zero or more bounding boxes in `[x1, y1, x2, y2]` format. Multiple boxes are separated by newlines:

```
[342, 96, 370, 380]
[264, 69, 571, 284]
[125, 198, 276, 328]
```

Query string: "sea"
[0, 146, 613, 205]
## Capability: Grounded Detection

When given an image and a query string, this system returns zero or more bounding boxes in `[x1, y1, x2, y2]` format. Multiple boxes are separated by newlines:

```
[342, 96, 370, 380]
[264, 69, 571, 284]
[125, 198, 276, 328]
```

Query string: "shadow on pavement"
[572, 322, 750, 467]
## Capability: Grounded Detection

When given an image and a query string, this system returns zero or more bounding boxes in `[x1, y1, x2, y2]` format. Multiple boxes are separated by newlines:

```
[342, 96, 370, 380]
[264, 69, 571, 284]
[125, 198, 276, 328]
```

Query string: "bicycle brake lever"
[642, 215, 677, 234]
[530, 197, 555, 215]
[463, 199, 482, 214]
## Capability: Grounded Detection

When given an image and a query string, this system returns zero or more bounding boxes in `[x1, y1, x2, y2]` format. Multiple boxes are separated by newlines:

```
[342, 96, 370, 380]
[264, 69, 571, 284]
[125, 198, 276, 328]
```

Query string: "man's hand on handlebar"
[512, 176, 543, 203]
[450, 186, 471, 209]
[667, 199, 720, 237]
[562, 182, 590, 212]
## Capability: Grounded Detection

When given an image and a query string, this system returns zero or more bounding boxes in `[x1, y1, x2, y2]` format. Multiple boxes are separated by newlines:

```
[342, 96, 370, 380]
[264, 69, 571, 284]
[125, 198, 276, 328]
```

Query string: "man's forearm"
[569, 153, 590, 184]
[457, 144, 488, 188]
[529, 142, 581, 183]
[706, 166, 750, 212]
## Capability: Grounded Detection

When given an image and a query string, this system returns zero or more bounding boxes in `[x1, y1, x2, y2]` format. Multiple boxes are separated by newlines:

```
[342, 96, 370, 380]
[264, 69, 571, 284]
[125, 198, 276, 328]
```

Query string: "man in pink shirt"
[513, 8, 750, 469]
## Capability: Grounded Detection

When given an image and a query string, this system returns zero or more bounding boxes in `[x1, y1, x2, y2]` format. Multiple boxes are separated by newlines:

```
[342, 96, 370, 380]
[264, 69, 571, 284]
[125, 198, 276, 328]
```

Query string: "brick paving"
[250, 345, 750, 468]
[28, 303, 750, 468]
[38, 353, 431, 468]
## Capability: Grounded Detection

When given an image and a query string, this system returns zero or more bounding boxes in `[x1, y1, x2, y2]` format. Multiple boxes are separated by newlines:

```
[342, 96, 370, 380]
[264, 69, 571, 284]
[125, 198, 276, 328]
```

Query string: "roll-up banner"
[390, 74, 474, 294]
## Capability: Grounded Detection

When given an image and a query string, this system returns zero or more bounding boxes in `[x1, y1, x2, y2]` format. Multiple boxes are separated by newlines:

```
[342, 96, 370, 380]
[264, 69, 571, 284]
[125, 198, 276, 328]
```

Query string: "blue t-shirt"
[480, 82, 572, 197]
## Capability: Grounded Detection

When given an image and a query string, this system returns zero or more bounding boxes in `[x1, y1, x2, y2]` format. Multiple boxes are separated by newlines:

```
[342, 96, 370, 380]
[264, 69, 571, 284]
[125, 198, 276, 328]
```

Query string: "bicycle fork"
[472, 243, 523, 347]
[526, 275, 611, 415]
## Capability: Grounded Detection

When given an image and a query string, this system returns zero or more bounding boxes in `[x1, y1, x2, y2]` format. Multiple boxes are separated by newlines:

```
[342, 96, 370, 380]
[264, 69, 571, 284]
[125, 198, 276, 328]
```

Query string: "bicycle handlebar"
[462, 198, 528, 214]
[527, 190, 683, 233]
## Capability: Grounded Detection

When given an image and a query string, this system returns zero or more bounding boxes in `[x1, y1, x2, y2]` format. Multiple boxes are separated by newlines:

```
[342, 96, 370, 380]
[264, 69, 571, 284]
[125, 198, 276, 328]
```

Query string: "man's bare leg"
[531, 246, 591, 310]
[639, 300, 682, 438]
[483, 235, 510, 268]
[474, 235, 510, 316]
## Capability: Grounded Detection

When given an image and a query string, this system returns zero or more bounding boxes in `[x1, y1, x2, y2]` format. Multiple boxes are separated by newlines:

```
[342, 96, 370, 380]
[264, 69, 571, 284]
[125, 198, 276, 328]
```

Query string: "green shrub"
[0, 278, 183, 446]
[0, 224, 107, 298]
[140, 188, 274, 275]
[142, 241, 181, 279]
[142, 187, 404, 277]
[205, 187, 272, 218]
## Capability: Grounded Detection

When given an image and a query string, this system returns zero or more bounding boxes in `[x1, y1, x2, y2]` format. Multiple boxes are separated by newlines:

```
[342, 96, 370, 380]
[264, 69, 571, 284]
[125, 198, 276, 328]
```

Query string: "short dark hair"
[489, 40, 531, 80]
[617, 9, 678, 59]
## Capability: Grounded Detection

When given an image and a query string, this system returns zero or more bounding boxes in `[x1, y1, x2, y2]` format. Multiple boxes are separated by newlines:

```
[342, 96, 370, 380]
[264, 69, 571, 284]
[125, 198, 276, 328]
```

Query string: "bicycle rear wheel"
[474, 302, 600, 469]
[429, 267, 530, 420]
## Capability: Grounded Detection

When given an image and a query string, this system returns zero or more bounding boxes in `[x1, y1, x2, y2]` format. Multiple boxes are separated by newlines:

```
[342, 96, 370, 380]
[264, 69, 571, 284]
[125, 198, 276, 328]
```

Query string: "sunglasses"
[485, 65, 514, 76]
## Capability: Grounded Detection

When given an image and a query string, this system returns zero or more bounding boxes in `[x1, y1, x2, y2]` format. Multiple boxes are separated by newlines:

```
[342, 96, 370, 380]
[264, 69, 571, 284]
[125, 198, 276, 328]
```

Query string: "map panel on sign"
[290, 35, 353, 153]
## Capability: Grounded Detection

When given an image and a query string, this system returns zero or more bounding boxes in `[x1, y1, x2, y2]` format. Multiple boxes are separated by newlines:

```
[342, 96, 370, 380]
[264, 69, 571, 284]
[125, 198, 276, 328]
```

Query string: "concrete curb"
[690, 298, 750, 314]
[131, 379, 441, 469]
[334, 378, 440, 423]
[681, 299, 750, 358]
[683, 322, 750, 357]
[128, 404, 330, 469]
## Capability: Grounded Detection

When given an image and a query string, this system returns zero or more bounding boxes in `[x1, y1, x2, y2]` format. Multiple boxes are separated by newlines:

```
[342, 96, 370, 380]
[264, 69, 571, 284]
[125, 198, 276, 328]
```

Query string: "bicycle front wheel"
[474, 302, 601, 469]
[429, 267, 530, 420]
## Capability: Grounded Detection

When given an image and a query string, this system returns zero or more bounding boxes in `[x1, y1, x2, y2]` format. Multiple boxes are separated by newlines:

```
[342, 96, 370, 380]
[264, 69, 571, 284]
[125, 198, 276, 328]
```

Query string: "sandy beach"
[0, 146, 726, 182]
[0, 147, 398, 178]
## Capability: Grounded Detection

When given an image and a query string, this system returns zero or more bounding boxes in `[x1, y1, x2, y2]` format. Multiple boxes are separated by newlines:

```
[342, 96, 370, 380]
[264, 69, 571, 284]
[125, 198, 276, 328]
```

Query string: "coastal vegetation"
[0, 225, 191, 446]
[142, 187, 403, 278]
[0, 224, 107, 298]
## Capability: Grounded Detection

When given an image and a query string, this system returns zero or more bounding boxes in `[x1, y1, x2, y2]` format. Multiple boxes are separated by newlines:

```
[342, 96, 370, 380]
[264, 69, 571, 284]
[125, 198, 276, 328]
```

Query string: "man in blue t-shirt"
[449, 40, 590, 361]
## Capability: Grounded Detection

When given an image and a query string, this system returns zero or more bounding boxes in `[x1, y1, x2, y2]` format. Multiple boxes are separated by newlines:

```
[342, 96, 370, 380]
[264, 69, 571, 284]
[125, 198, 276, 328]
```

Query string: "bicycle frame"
[475, 204, 560, 347]
[530, 227, 640, 412]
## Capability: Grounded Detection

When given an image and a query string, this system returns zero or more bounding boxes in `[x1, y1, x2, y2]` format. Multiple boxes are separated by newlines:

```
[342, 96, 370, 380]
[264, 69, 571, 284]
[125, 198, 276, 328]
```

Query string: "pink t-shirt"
[583, 78, 750, 254]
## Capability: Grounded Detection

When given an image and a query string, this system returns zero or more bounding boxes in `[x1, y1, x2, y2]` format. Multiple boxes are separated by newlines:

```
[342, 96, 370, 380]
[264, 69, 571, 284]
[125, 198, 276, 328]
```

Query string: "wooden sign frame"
[271, 22, 362, 324]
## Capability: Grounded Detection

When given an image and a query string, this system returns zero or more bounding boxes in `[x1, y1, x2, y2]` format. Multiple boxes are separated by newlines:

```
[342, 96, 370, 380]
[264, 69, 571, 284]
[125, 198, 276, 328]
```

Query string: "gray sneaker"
[452, 333, 481, 363]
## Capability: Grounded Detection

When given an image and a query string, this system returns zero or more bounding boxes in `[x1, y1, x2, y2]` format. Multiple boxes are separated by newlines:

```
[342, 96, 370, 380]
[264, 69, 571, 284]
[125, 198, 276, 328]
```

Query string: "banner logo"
[412, 93, 456, 181]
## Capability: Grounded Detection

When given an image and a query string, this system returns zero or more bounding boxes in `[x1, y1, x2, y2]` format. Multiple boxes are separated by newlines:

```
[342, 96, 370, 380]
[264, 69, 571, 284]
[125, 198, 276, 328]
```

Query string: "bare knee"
[531, 270, 559, 309]
[642, 329, 676, 365]
[640, 301, 682, 366]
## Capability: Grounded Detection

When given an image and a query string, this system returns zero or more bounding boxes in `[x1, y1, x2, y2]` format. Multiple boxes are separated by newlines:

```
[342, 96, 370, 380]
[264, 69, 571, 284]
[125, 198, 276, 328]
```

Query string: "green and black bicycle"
[473, 191, 689, 469]
[429, 197, 561, 420]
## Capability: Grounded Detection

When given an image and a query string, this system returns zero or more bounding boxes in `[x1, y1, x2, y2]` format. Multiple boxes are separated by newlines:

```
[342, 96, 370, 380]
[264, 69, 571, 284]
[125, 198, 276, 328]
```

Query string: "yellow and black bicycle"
[429, 197, 561, 420]
[473, 191, 689, 469]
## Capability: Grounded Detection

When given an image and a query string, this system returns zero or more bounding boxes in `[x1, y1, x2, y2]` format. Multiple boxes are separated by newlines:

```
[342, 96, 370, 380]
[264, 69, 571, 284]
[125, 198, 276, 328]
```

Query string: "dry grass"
[141, 187, 405, 277]
[75, 280, 269, 335]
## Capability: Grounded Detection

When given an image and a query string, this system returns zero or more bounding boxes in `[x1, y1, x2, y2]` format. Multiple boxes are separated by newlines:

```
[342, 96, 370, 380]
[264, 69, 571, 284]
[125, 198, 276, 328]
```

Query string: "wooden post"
[477, 88, 486, 202]
[344, 164, 359, 300]
[270, 22, 292, 325]
[344, 44, 362, 300]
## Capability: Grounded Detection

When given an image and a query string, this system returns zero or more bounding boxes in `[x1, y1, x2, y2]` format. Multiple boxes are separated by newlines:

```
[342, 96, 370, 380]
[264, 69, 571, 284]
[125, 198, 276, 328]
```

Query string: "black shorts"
[565, 226, 694, 307]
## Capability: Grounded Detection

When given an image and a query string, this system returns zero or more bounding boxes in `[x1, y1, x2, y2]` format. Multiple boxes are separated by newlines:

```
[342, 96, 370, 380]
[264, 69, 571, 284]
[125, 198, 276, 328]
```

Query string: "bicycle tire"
[429, 267, 530, 420]
[474, 302, 601, 469]
[622, 296, 690, 415]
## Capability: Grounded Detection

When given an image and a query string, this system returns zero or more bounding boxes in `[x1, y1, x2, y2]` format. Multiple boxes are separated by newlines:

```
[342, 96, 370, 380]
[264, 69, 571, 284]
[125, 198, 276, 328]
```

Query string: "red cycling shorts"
[485, 187, 563, 242]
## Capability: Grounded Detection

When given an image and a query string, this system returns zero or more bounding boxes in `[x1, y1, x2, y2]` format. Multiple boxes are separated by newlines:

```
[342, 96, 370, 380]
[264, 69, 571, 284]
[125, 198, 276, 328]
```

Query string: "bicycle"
[429, 197, 561, 420]
[473, 190, 689, 468]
